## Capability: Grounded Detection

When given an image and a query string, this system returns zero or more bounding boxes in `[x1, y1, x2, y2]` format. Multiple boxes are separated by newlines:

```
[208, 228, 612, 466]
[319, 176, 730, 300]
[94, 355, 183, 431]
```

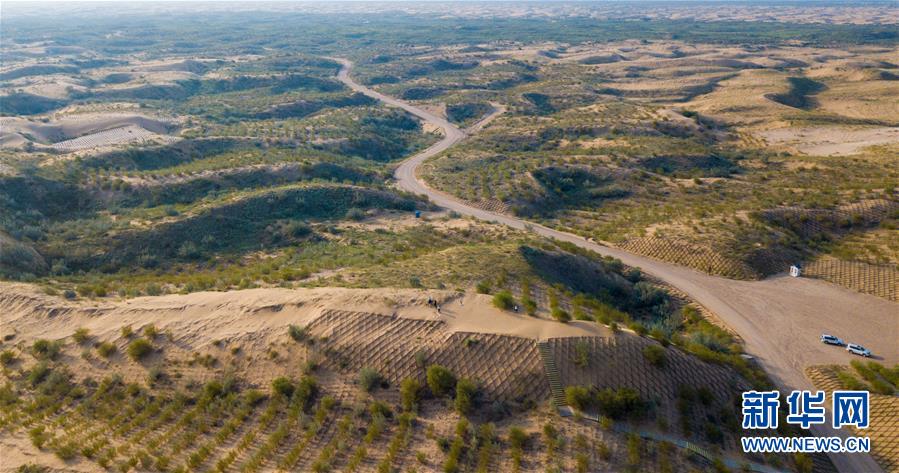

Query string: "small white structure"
[789, 265, 802, 277]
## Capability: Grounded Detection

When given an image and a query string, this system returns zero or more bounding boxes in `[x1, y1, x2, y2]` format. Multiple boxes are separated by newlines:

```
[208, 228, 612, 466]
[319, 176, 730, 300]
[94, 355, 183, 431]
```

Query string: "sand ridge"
[0, 284, 607, 349]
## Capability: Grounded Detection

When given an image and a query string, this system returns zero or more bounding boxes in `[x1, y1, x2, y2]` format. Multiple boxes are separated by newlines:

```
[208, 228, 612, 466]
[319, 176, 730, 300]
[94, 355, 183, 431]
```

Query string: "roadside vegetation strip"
[579, 418, 785, 473]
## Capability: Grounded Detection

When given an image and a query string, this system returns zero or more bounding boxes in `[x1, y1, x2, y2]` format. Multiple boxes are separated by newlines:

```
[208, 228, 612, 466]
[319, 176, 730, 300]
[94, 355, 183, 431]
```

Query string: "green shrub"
[73, 328, 91, 344]
[367, 401, 392, 423]
[492, 290, 515, 310]
[55, 442, 78, 460]
[508, 426, 527, 472]
[643, 344, 667, 368]
[28, 362, 51, 387]
[649, 327, 670, 346]
[576, 452, 589, 473]
[850, 361, 894, 394]
[121, 325, 133, 338]
[836, 371, 866, 390]
[143, 324, 159, 339]
[400, 378, 421, 412]
[565, 386, 592, 411]
[0, 350, 16, 366]
[551, 307, 571, 322]
[127, 338, 153, 361]
[344, 205, 368, 221]
[522, 298, 537, 315]
[454, 378, 478, 414]
[542, 423, 559, 460]
[868, 362, 899, 387]
[870, 378, 895, 395]
[476, 281, 491, 294]
[272, 377, 295, 397]
[572, 305, 591, 321]
[28, 426, 48, 449]
[597, 441, 611, 461]
[508, 427, 528, 450]
[96, 342, 116, 358]
[359, 367, 383, 392]
[573, 341, 590, 368]
[595, 387, 645, 420]
[16, 464, 48, 473]
[427, 365, 457, 397]
[288, 324, 308, 343]
[626, 433, 642, 466]
[31, 339, 61, 360]
[629, 321, 648, 336]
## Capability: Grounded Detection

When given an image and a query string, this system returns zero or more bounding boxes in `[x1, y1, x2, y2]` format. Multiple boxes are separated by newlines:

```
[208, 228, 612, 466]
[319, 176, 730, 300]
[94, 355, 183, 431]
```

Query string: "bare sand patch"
[0, 113, 179, 151]
[760, 126, 899, 156]
[0, 284, 604, 353]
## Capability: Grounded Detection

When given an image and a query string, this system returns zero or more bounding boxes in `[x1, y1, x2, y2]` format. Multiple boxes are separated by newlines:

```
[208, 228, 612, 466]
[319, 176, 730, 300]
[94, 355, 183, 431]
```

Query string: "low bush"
[359, 367, 383, 392]
[143, 324, 159, 339]
[508, 426, 527, 472]
[31, 339, 62, 360]
[836, 371, 866, 390]
[596, 387, 645, 420]
[426, 365, 457, 397]
[597, 441, 611, 461]
[0, 350, 16, 366]
[643, 344, 667, 368]
[626, 433, 642, 466]
[565, 385, 592, 411]
[96, 342, 116, 358]
[288, 324, 308, 343]
[400, 378, 421, 412]
[476, 281, 491, 294]
[522, 297, 537, 315]
[492, 290, 515, 310]
[127, 338, 153, 361]
[551, 307, 571, 322]
[573, 341, 590, 368]
[272, 377, 295, 397]
[73, 328, 91, 344]
[455, 378, 478, 414]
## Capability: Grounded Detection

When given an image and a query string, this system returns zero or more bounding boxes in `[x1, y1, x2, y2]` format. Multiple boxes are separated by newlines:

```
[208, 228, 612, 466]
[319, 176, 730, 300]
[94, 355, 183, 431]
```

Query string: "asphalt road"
[334, 59, 896, 473]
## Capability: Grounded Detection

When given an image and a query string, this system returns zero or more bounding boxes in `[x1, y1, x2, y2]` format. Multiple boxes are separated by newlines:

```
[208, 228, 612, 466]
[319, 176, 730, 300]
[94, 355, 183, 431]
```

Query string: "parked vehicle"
[846, 343, 872, 357]
[820, 334, 844, 346]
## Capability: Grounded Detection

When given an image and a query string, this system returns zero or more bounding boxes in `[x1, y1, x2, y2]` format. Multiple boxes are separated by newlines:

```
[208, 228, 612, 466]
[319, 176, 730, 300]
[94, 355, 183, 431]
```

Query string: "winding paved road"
[334, 58, 896, 472]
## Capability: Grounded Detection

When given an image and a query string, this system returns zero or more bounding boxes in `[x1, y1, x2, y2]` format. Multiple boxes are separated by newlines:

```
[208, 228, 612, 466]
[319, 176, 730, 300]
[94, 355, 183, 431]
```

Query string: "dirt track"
[334, 59, 896, 473]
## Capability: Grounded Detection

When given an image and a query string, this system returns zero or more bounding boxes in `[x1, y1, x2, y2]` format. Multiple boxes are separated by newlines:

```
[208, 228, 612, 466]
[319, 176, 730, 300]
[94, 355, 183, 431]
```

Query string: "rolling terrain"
[335, 59, 896, 473]
[1, 4, 898, 473]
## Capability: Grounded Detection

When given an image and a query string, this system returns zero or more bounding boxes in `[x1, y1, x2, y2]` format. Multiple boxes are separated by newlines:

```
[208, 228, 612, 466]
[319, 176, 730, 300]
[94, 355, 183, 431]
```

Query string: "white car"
[846, 343, 871, 357]
[820, 334, 844, 346]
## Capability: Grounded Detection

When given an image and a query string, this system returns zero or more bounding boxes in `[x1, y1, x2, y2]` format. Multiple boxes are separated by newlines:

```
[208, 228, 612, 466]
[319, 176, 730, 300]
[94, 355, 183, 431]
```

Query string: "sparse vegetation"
[73, 328, 91, 344]
[96, 342, 117, 358]
[492, 290, 516, 310]
[0, 8, 886, 473]
[127, 338, 154, 361]
[643, 344, 667, 368]
[426, 365, 457, 397]
[359, 367, 384, 392]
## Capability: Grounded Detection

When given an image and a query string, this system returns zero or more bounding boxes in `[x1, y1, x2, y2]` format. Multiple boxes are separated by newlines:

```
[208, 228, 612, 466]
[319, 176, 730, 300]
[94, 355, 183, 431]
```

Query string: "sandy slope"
[0, 113, 174, 148]
[761, 126, 899, 156]
[333, 59, 896, 473]
[0, 284, 606, 348]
